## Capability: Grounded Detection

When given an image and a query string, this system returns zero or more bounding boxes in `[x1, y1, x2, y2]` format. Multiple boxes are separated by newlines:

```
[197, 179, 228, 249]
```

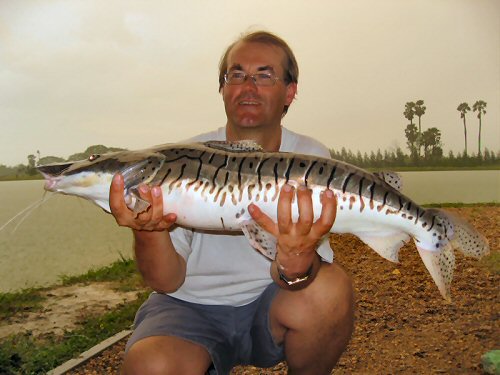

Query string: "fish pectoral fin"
[354, 231, 410, 262]
[417, 244, 455, 302]
[120, 152, 167, 188]
[240, 219, 277, 260]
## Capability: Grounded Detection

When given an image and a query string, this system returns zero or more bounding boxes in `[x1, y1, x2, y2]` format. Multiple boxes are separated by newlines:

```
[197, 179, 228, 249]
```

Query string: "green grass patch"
[0, 257, 147, 374]
[0, 289, 46, 320]
[60, 255, 143, 292]
[0, 257, 143, 322]
[0, 291, 148, 374]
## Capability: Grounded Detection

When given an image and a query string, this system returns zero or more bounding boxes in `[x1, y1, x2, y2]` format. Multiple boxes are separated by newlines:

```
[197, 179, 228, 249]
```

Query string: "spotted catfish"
[37, 140, 489, 301]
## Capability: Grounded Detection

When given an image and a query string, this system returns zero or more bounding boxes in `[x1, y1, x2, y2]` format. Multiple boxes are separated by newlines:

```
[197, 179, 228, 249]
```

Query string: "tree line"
[330, 99, 495, 168]
[0, 100, 497, 179]
[0, 145, 125, 179]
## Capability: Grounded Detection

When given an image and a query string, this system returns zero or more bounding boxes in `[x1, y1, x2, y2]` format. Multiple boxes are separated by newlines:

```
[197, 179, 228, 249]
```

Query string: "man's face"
[221, 42, 297, 131]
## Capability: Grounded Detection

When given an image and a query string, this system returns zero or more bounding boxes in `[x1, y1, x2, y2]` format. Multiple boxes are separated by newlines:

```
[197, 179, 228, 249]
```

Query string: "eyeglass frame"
[223, 70, 282, 87]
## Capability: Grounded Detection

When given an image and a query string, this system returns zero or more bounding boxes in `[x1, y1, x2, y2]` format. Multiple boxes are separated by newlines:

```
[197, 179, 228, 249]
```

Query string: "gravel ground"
[70, 206, 498, 374]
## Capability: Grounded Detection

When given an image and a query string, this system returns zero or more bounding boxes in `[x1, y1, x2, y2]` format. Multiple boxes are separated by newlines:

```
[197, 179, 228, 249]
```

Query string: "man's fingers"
[150, 186, 164, 222]
[277, 184, 294, 234]
[109, 174, 127, 213]
[248, 204, 278, 236]
[312, 189, 337, 237]
[296, 186, 314, 235]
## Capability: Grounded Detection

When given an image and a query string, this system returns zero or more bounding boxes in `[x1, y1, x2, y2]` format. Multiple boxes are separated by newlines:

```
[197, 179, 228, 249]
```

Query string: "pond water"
[0, 170, 498, 292]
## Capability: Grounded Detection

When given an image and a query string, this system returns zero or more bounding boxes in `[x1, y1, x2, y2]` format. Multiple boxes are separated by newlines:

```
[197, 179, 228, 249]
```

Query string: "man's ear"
[285, 82, 298, 105]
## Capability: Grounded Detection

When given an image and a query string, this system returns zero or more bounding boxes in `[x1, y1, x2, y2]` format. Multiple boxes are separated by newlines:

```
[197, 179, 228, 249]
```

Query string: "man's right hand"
[109, 174, 177, 232]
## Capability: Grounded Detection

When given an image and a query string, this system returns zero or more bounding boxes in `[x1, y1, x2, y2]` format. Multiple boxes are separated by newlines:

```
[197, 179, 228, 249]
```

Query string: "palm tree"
[403, 102, 416, 126]
[472, 100, 487, 155]
[457, 102, 470, 156]
[414, 100, 426, 157]
[414, 100, 426, 135]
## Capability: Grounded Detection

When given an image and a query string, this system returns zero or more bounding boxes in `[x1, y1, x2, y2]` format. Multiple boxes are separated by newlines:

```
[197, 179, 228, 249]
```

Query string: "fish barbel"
[37, 140, 489, 300]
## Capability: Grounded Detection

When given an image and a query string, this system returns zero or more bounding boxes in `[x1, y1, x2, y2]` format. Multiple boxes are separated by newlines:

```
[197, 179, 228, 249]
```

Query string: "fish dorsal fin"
[203, 140, 264, 153]
[373, 171, 403, 191]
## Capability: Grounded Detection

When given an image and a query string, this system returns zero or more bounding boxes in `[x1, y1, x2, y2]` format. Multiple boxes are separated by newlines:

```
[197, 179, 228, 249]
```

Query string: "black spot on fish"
[300, 162, 306, 168]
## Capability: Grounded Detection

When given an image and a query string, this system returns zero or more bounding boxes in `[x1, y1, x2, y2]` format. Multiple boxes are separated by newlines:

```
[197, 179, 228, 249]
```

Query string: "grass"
[0, 292, 148, 374]
[0, 289, 46, 321]
[0, 257, 148, 375]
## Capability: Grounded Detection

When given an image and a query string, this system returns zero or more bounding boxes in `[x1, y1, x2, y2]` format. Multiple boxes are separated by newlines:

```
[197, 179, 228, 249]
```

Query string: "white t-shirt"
[168, 127, 333, 306]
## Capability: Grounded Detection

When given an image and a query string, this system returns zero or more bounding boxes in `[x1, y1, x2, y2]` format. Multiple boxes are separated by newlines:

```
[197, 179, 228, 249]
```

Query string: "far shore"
[1, 165, 499, 182]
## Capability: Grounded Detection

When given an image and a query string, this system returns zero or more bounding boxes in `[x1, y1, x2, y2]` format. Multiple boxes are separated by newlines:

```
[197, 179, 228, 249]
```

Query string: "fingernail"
[298, 185, 307, 192]
[325, 190, 333, 198]
[248, 204, 255, 213]
[283, 184, 292, 192]
[139, 185, 149, 193]
[152, 187, 161, 197]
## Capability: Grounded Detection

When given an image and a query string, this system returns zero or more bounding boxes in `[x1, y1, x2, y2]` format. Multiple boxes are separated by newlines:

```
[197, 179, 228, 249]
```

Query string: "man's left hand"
[248, 184, 337, 278]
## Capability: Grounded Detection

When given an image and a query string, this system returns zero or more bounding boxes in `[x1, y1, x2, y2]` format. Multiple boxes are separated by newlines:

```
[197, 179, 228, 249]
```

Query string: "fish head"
[37, 150, 167, 213]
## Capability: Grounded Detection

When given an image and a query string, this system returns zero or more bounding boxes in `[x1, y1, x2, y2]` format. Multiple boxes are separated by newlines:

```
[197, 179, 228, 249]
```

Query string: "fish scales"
[37, 140, 490, 301]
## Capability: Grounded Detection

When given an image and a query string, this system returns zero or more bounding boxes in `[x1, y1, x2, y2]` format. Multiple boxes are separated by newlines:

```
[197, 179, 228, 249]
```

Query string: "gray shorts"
[125, 283, 284, 374]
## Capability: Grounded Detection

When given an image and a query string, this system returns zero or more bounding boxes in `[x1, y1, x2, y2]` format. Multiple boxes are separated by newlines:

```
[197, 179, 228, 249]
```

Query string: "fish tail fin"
[417, 243, 454, 302]
[416, 209, 489, 301]
[442, 210, 490, 259]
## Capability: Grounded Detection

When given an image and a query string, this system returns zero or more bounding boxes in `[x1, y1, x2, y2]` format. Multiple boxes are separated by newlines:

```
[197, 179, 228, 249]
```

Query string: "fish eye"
[88, 154, 100, 162]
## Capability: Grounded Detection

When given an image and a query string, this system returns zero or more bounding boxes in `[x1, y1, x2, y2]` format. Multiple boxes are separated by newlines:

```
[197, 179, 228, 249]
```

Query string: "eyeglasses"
[224, 70, 280, 87]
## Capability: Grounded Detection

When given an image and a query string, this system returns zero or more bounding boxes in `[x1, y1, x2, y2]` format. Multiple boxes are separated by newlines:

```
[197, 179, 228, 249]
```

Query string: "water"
[0, 180, 132, 293]
[0, 170, 498, 292]
[399, 170, 500, 204]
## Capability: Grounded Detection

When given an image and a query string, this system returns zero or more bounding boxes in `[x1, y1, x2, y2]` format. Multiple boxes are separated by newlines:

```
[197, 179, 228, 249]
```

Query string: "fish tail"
[417, 244, 454, 302]
[416, 209, 489, 301]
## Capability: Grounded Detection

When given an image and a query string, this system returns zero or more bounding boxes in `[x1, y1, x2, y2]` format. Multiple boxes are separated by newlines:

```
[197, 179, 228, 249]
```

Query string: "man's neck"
[225, 124, 282, 152]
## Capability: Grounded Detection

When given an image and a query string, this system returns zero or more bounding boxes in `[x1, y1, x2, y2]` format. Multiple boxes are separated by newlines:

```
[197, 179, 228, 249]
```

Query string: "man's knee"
[122, 336, 211, 375]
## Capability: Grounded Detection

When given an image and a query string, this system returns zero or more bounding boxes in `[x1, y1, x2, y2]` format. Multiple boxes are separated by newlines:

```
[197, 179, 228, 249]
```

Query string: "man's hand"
[248, 184, 337, 280]
[109, 174, 177, 231]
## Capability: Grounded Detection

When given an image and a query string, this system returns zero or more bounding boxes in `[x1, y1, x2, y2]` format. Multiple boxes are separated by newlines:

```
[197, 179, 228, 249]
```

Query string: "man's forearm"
[133, 230, 186, 293]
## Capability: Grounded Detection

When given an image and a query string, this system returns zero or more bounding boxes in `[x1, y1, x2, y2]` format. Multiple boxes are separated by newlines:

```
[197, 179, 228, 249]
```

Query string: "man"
[111, 31, 354, 375]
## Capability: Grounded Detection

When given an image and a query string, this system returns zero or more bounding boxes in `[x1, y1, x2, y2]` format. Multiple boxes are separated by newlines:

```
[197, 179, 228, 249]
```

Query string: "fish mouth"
[41, 175, 60, 192]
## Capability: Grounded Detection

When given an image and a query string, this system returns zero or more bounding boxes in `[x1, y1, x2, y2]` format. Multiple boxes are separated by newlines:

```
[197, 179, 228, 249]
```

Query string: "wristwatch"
[277, 262, 314, 286]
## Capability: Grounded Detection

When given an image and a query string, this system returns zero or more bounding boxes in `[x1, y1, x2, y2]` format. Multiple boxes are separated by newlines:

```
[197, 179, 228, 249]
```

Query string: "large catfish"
[37, 140, 490, 300]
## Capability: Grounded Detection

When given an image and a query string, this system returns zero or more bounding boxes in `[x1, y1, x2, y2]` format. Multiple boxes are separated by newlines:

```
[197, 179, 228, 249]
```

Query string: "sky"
[0, 0, 499, 166]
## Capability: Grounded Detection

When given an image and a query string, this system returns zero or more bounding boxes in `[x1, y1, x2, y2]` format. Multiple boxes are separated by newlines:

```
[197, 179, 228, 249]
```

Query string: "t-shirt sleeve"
[169, 226, 194, 261]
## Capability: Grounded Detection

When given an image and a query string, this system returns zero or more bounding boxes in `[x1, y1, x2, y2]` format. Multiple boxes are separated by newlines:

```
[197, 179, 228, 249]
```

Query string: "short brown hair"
[218, 31, 299, 115]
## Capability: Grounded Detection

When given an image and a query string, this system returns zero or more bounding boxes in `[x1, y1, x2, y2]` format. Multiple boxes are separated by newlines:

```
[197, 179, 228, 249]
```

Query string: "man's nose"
[241, 76, 258, 91]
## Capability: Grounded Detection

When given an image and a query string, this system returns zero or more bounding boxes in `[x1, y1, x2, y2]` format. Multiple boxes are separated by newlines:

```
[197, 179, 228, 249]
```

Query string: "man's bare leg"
[122, 335, 212, 375]
[270, 262, 355, 375]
